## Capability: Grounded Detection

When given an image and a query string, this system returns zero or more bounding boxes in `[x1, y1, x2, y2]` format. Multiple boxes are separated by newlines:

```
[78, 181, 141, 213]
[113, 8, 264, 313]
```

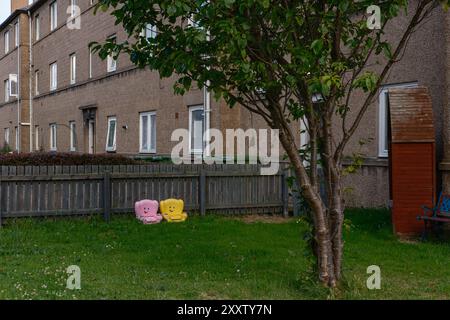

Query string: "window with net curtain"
[140, 112, 156, 153]
[106, 117, 117, 152]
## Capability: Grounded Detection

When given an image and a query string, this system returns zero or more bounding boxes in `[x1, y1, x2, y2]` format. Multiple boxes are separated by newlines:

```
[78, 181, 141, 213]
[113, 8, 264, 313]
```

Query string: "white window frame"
[50, 62, 57, 91]
[70, 0, 77, 18]
[299, 117, 311, 166]
[89, 46, 93, 78]
[4, 79, 9, 102]
[69, 121, 76, 151]
[187, 14, 200, 28]
[35, 70, 39, 95]
[50, 1, 58, 32]
[378, 82, 418, 158]
[9, 74, 18, 97]
[14, 22, 19, 47]
[300, 118, 310, 150]
[70, 54, 76, 84]
[35, 125, 40, 151]
[106, 36, 117, 73]
[139, 111, 156, 153]
[142, 24, 157, 39]
[88, 120, 95, 154]
[15, 127, 19, 151]
[4, 128, 10, 146]
[107, 54, 117, 72]
[35, 14, 40, 41]
[105, 117, 117, 152]
[50, 123, 57, 151]
[4, 31, 9, 54]
[188, 105, 205, 154]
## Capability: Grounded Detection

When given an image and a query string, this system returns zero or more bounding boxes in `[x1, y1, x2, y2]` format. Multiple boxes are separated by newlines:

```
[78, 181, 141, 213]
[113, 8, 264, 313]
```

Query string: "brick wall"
[0, 12, 30, 152]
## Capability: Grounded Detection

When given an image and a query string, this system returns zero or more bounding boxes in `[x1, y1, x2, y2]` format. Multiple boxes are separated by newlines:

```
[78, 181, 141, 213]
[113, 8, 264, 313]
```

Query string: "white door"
[88, 120, 95, 154]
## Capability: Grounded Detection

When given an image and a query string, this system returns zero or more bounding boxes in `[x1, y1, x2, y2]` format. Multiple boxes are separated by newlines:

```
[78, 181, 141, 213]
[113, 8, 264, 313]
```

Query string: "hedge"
[0, 152, 140, 166]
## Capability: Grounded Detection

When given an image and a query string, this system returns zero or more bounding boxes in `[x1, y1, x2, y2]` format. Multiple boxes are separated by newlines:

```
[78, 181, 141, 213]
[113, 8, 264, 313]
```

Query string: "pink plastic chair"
[134, 200, 163, 224]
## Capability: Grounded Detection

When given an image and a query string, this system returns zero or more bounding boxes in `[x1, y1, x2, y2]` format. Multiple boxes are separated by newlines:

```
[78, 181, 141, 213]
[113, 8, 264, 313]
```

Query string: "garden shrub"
[139, 156, 173, 163]
[0, 144, 13, 154]
[0, 152, 141, 166]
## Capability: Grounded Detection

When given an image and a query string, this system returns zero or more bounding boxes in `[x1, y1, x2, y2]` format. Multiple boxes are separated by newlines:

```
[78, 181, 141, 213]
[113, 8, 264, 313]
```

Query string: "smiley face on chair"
[160, 199, 188, 222]
[134, 200, 163, 224]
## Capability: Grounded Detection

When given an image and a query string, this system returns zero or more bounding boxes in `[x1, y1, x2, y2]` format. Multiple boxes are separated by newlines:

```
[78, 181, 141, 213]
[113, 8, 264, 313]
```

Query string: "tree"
[93, 0, 449, 287]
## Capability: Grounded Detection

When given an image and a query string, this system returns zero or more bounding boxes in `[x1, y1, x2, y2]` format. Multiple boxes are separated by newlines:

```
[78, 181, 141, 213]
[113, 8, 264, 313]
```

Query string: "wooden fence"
[0, 163, 290, 224]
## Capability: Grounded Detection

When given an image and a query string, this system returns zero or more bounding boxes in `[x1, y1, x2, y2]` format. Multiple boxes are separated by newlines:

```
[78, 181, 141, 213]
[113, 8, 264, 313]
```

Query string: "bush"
[139, 156, 173, 163]
[0, 152, 141, 166]
[0, 144, 13, 154]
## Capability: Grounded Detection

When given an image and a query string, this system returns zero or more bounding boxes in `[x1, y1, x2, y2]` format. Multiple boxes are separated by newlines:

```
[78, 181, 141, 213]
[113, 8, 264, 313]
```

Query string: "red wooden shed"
[388, 87, 436, 235]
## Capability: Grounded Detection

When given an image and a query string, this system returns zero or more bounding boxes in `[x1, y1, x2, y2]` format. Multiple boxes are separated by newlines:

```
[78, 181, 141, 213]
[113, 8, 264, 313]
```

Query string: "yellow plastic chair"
[160, 199, 188, 222]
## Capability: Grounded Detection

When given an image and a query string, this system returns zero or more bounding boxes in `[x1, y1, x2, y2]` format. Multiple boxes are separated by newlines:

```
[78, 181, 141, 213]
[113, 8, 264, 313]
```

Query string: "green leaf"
[311, 39, 324, 55]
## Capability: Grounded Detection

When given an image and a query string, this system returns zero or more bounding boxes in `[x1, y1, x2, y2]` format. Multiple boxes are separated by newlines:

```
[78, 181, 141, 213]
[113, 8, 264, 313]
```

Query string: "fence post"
[103, 170, 111, 222]
[199, 169, 206, 216]
[281, 170, 289, 217]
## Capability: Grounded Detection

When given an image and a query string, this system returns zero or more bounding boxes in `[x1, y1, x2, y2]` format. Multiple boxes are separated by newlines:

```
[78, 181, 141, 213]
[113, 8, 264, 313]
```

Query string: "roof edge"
[0, 0, 49, 31]
[0, 8, 28, 31]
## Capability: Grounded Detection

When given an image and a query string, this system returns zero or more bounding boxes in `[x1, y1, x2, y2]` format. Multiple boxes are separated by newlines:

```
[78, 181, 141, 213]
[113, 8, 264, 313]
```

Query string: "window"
[70, 54, 76, 84]
[14, 22, 19, 47]
[50, 1, 58, 31]
[189, 106, 205, 154]
[50, 123, 57, 151]
[89, 46, 93, 78]
[50, 62, 57, 91]
[4, 79, 9, 102]
[299, 118, 310, 166]
[107, 54, 117, 72]
[300, 118, 310, 150]
[9, 74, 18, 97]
[142, 24, 157, 39]
[70, 0, 77, 18]
[4, 128, 10, 146]
[35, 125, 40, 151]
[187, 4, 207, 30]
[106, 117, 117, 152]
[35, 14, 40, 41]
[378, 82, 418, 157]
[140, 112, 156, 153]
[15, 127, 19, 151]
[187, 15, 199, 28]
[88, 120, 95, 154]
[35, 70, 39, 95]
[69, 121, 76, 151]
[107, 36, 117, 72]
[4, 31, 9, 54]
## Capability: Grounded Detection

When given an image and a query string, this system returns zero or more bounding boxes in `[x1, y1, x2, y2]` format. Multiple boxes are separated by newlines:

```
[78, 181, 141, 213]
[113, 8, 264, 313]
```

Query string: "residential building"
[0, 0, 448, 208]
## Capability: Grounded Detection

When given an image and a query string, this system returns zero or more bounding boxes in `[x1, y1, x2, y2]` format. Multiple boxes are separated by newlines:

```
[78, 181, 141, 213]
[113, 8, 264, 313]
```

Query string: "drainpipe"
[16, 19, 21, 153]
[28, 10, 33, 152]
[203, 80, 211, 158]
[203, 27, 211, 158]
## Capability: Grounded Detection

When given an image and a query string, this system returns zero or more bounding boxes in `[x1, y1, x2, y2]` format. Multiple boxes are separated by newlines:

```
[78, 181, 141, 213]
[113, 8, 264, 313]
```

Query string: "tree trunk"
[277, 127, 341, 287]
[323, 115, 345, 283]
[329, 185, 344, 281]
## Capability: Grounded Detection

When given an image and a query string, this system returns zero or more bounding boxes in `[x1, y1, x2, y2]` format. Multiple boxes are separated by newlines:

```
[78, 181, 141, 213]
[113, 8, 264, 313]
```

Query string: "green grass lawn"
[0, 209, 449, 300]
